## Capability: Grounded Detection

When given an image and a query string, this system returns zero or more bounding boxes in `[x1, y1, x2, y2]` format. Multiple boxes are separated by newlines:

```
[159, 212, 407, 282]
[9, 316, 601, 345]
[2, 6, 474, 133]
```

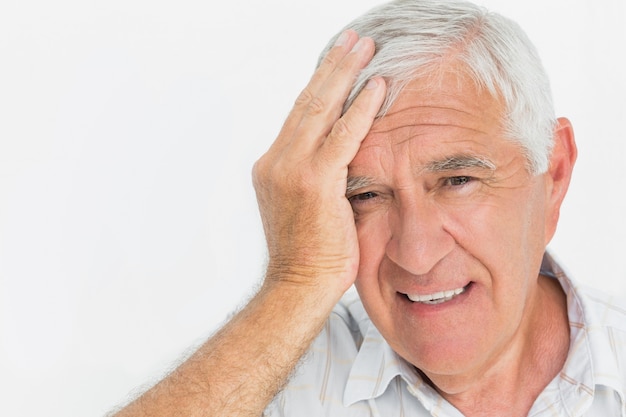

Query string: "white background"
[1, 0, 625, 416]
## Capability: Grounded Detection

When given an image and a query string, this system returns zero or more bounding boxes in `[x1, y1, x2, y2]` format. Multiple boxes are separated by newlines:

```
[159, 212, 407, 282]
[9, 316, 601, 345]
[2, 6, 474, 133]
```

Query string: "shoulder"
[571, 281, 626, 397]
[546, 252, 626, 333]
[574, 282, 626, 331]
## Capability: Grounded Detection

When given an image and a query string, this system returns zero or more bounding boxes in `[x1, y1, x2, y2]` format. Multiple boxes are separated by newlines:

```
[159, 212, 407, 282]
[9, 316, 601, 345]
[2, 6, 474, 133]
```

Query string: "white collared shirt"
[264, 253, 626, 416]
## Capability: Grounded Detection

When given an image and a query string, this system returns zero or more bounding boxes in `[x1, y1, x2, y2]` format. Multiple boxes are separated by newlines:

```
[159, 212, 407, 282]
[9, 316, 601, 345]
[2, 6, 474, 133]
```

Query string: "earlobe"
[545, 117, 577, 242]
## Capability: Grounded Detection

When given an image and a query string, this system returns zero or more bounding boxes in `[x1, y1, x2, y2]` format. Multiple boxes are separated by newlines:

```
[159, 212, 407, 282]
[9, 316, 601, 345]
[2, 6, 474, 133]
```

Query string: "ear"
[544, 117, 577, 244]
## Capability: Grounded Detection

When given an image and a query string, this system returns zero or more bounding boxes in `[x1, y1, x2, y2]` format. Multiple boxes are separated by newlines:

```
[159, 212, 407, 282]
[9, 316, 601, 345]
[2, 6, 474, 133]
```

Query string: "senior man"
[114, 0, 626, 416]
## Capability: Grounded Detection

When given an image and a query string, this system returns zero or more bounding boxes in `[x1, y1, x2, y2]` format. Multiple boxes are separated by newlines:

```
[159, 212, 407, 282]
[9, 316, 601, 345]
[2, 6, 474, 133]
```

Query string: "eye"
[348, 191, 378, 203]
[444, 176, 473, 187]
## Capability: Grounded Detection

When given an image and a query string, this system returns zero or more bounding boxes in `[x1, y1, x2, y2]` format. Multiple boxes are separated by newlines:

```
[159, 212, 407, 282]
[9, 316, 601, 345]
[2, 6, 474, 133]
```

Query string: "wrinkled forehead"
[369, 68, 506, 140]
[348, 70, 519, 174]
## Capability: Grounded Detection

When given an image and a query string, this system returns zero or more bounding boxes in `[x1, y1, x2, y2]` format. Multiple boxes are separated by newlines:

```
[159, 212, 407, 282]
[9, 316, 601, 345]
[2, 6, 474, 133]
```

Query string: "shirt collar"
[342, 298, 419, 407]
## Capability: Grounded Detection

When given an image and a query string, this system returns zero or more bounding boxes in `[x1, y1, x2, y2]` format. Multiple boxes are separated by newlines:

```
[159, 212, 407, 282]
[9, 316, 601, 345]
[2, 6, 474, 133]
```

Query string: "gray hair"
[319, 0, 556, 174]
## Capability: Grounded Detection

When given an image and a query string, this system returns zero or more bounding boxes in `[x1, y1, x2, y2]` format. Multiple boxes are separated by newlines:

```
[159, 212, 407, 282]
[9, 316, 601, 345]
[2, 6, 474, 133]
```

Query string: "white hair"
[319, 0, 557, 174]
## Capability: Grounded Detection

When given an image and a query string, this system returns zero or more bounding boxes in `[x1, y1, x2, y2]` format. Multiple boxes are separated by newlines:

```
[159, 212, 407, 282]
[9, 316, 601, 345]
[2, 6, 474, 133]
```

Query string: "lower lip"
[399, 283, 473, 314]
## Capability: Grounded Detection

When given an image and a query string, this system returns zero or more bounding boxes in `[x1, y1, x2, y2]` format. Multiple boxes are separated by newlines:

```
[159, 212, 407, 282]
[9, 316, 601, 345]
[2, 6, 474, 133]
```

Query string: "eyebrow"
[346, 154, 496, 196]
[346, 176, 375, 196]
[424, 154, 496, 173]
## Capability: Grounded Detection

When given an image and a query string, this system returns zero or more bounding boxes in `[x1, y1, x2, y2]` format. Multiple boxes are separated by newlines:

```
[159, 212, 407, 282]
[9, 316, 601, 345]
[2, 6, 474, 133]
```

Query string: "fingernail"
[365, 78, 378, 90]
[351, 37, 367, 53]
[334, 31, 349, 47]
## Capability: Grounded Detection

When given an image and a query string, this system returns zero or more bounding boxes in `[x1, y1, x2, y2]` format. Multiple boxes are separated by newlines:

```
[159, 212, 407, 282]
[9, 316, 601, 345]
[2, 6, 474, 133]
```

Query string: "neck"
[425, 275, 570, 416]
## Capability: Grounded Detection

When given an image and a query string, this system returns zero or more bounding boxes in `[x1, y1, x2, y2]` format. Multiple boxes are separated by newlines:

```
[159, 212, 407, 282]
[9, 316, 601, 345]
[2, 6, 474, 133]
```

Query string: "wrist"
[258, 271, 348, 320]
[263, 262, 354, 299]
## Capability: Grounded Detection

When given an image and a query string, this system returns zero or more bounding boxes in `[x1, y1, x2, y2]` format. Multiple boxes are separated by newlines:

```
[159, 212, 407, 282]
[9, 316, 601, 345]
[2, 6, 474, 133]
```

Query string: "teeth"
[407, 287, 466, 305]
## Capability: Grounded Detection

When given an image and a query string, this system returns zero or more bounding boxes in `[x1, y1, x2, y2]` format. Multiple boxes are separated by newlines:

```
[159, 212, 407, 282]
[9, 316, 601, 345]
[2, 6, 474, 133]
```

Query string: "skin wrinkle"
[376, 102, 476, 119]
[369, 124, 490, 137]
[365, 100, 504, 147]
[346, 154, 496, 197]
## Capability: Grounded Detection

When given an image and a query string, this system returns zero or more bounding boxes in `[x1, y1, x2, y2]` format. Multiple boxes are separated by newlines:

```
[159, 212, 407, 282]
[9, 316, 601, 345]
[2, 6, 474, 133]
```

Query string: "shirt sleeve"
[262, 392, 284, 417]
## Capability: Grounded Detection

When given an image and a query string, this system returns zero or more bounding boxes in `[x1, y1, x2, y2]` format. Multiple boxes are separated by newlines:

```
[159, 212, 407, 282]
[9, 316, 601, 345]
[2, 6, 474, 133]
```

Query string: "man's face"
[347, 68, 557, 381]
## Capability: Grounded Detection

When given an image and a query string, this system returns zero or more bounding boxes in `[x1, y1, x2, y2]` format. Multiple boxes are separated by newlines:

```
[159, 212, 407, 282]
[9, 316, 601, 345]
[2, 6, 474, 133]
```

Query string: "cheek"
[355, 214, 391, 282]
[443, 201, 501, 250]
[354, 214, 398, 334]
[445, 188, 542, 251]
[443, 201, 524, 285]
[446, 190, 546, 292]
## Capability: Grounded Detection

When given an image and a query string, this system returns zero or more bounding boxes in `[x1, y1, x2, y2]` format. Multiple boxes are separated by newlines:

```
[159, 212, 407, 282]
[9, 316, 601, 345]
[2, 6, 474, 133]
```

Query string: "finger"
[288, 36, 377, 155]
[281, 30, 359, 143]
[268, 31, 360, 154]
[316, 76, 387, 174]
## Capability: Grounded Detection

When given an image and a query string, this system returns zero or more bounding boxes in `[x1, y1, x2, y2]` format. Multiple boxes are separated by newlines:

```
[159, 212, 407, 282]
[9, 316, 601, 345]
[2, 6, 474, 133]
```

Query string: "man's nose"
[385, 199, 455, 275]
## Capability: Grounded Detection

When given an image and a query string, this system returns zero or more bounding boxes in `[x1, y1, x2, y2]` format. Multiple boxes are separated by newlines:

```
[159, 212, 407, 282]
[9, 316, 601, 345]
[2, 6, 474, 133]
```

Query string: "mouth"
[404, 283, 471, 305]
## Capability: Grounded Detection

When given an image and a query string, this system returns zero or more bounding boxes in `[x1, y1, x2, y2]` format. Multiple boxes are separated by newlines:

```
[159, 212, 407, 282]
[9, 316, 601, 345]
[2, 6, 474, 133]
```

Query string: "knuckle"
[294, 87, 314, 108]
[330, 117, 353, 141]
[251, 166, 263, 191]
[253, 155, 296, 193]
[307, 96, 326, 116]
[251, 158, 263, 180]
[320, 52, 338, 70]
[252, 155, 272, 186]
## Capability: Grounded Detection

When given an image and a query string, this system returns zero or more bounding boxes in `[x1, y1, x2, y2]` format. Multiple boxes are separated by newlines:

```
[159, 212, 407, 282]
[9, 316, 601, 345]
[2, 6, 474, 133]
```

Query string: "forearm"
[114, 30, 385, 417]
[114, 279, 340, 417]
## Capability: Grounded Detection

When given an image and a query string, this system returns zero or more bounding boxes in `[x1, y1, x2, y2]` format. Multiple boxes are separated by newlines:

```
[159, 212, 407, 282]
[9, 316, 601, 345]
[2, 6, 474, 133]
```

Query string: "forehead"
[350, 68, 512, 170]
